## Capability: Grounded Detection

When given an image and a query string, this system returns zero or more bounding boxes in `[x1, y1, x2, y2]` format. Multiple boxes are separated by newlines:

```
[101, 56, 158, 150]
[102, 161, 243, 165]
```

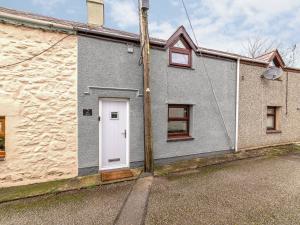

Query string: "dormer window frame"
[169, 37, 192, 68]
[271, 57, 282, 68]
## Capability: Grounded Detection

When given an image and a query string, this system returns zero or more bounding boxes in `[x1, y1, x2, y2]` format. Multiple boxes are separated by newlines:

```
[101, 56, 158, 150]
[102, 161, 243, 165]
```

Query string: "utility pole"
[139, 0, 153, 173]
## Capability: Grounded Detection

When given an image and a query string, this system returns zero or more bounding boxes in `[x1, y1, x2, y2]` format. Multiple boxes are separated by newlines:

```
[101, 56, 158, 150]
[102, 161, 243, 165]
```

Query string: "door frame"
[99, 98, 130, 170]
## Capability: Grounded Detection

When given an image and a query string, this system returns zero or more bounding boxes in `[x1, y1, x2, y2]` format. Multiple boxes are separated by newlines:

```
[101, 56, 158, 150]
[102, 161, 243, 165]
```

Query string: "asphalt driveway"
[1, 151, 300, 225]
[145, 152, 300, 225]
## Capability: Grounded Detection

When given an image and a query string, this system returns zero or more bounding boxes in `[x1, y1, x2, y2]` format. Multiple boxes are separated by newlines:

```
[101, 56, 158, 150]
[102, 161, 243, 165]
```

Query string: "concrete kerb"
[114, 176, 154, 225]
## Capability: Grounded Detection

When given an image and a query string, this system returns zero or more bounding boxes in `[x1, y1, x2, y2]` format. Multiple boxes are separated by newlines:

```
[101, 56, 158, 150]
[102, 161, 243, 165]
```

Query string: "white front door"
[99, 99, 129, 170]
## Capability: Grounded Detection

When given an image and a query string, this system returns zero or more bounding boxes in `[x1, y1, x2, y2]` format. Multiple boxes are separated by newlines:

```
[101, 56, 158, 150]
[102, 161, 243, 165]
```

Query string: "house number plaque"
[83, 109, 92, 116]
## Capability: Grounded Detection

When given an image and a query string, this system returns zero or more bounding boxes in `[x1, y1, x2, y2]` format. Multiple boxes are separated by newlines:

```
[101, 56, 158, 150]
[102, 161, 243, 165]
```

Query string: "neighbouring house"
[0, 8, 78, 187]
[238, 50, 300, 150]
[0, 0, 300, 187]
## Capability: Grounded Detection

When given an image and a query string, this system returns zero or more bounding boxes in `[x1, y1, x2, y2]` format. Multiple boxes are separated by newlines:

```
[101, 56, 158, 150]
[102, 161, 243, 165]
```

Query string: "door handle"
[122, 129, 127, 138]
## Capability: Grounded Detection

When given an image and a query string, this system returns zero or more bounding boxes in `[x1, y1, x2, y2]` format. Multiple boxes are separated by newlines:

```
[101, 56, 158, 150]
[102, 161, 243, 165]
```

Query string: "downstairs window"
[168, 105, 190, 138]
[267, 106, 281, 132]
[0, 117, 5, 159]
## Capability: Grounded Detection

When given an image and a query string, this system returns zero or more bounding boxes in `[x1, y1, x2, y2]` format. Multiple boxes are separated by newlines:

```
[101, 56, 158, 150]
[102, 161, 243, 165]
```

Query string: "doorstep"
[101, 168, 143, 184]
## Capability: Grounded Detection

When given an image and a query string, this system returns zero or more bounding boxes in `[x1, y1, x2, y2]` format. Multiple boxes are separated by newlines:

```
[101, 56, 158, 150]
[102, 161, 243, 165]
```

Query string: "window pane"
[267, 107, 275, 114]
[0, 117, 5, 151]
[0, 118, 4, 137]
[267, 116, 275, 129]
[168, 121, 188, 134]
[169, 107, 187, 118]
[171, 52, 189, 65]
[174, 40, 187, 49]
[110, 112, 119, 120]
[0, 137, 4, 151]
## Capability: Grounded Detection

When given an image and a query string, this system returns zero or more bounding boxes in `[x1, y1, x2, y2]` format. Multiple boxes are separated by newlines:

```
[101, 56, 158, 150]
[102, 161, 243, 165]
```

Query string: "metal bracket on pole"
[140, 0, 149, 9]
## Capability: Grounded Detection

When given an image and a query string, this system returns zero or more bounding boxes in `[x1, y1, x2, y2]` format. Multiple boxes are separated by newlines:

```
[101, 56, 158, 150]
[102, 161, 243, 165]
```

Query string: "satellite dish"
[262, 66, 283, 80]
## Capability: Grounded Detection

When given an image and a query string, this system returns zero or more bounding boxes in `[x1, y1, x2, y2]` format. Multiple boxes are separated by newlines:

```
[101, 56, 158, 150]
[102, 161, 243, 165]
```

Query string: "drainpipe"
[235, 58, 240, 152]
[198, 48, 245, 153]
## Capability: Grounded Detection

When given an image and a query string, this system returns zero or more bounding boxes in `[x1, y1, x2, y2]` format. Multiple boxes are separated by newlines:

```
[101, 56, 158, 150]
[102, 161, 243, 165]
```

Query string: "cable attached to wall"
[181, 0, 234, 149]
[0, 33, 72, 69]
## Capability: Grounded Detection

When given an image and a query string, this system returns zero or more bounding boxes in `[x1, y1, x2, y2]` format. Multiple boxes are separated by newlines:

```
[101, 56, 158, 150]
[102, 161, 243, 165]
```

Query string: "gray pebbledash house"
[77, 25, 238, 176]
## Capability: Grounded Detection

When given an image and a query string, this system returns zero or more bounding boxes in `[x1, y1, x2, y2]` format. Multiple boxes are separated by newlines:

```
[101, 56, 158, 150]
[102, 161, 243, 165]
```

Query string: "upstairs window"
[0, 117, 5, 159]
[168, 105, 190, 138]
[169, 38, 192, 68]
[269, 60, 277, 67]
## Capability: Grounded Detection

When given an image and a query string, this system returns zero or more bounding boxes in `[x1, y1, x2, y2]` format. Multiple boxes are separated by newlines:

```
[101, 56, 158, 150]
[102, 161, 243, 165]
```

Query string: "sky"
[1, 0, 300, 63]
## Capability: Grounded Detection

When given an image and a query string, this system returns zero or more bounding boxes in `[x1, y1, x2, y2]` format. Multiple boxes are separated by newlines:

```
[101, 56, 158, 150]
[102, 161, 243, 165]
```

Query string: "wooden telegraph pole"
[139, 0, 153, 173]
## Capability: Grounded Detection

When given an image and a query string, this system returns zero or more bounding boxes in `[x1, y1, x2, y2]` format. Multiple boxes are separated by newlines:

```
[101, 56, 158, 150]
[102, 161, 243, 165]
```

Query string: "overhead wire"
[181, 0, 234, 149]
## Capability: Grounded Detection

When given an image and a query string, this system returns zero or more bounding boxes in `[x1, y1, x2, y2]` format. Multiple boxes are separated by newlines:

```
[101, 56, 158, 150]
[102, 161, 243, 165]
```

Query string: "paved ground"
[145, 152, 300, 225]
[1, 152, 300, 225]
[0, 181, 134, 225]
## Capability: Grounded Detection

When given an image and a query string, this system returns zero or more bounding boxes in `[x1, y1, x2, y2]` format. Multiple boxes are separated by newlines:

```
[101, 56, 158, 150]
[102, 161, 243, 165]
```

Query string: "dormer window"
[169, 38, 192, 68]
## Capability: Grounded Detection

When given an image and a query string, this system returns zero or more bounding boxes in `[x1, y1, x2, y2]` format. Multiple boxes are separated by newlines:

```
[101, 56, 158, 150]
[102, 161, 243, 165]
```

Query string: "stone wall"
[0, 23, 78, 187]
[238, 63, 300, 150]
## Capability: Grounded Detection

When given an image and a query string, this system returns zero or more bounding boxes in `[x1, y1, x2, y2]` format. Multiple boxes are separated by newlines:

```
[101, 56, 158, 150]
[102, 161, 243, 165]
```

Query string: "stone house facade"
[0, 14, 78, 187]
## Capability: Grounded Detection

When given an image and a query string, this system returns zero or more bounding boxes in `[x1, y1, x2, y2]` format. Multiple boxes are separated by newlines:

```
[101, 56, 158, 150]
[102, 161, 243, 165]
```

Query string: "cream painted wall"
[0, 23, 78, 187]
[238, 63, 300, 150]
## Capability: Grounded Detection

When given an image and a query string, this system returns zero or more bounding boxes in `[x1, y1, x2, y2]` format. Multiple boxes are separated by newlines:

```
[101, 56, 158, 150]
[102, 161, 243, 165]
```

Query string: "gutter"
[197, 48, 268, 65]
[0, 12, 75, 33]
[76, 27, 165, 47]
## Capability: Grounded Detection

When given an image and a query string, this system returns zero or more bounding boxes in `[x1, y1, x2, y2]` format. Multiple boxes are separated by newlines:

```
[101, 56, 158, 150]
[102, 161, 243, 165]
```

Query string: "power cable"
[0, 33, 72, 69]
[181, 0, 199, 47]
[181, 0, 234, 149]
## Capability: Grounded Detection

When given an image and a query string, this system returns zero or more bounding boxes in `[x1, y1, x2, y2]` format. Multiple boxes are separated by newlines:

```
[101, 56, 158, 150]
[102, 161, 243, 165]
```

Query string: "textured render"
[78, 35, 237, 174]
[0, 23, 78, 187]
[78, 36, 144, 172]
[151, 51, 237, 160]
[238, 63, 300, 149]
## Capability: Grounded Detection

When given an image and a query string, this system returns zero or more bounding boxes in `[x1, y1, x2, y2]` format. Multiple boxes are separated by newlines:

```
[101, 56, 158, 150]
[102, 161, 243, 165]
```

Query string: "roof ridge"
[0, 6, 268, 64]
[0, 6, 166, 43]
[255, 49, 277, 59]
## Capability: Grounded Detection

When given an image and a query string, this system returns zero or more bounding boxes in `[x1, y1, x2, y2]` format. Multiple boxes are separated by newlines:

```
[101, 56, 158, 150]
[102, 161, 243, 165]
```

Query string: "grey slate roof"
[0, 6, 165, 46]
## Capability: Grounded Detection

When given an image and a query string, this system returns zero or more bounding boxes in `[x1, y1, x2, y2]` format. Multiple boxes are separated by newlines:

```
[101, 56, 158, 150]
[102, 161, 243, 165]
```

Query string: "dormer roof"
[165, 26, 197, 52]
[256, 50, 285, 68]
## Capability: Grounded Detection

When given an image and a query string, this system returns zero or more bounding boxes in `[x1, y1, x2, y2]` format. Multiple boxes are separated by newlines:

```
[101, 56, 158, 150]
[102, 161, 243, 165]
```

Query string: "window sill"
[266, 130, 282, 134]
[167, 137, 194, 142]
[168, 65, 195, 70]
